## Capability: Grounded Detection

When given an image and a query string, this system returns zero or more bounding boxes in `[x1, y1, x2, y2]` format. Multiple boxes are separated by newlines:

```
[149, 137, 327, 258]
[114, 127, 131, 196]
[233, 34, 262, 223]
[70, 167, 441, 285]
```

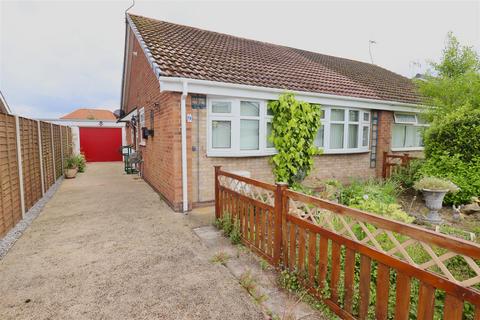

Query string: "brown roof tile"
[61, 108, 116, 120]
[129, 14, 421, 104]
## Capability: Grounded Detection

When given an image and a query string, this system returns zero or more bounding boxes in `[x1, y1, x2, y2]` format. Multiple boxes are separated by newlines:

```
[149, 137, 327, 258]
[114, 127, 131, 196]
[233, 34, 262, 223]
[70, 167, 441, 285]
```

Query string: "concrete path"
[0, 163, 264, 320]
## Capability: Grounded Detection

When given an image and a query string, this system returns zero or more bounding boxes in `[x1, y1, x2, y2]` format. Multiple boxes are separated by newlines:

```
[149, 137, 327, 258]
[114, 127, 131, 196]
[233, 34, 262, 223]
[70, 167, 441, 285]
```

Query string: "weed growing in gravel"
[239, 270, 256, 294]
[259, 259, 271, 271]
[214, 212, 242, 245]
[210, 251, 230, 266]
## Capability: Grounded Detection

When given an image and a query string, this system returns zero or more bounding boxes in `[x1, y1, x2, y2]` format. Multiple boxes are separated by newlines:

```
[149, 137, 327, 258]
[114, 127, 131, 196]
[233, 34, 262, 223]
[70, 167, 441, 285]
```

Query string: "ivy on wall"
[268, 93, 322, 185]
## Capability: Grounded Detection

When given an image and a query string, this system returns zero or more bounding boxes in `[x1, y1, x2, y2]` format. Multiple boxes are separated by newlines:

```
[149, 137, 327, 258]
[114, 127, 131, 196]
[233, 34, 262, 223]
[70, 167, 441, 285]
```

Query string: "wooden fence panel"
[19, 117, 42, 212]
[214, 168, 480, 320]
[40, 122, 54, 190]
[52, 124, 62, 178]
[0, 114, 21, 237]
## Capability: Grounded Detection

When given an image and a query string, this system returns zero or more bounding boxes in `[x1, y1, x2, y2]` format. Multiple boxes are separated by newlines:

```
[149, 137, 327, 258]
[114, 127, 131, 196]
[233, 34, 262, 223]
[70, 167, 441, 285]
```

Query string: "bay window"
[314, 107, 370, 153]
[392, 112, 427, 150]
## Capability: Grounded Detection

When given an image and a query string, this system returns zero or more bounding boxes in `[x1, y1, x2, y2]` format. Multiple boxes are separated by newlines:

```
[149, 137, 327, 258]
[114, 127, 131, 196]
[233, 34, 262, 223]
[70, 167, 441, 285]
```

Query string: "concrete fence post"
[50, 123, 56, 180]
[14, 116, 25, 218]
[60, 126, 64, 174]
[37, 121, 45, 196]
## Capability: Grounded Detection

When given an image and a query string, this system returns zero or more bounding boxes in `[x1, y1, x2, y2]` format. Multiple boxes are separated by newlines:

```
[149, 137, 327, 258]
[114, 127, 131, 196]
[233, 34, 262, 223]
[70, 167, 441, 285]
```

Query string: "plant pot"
[422, 189, 448, 224]
[64, 168, 78, 179]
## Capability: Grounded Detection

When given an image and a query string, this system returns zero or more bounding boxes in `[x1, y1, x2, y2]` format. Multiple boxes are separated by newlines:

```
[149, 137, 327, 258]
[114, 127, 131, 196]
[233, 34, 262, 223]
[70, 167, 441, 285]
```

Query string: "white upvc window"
[207, 98, 275, 157]
[314, 107, 370, 153]
[392, 112, 428, 151]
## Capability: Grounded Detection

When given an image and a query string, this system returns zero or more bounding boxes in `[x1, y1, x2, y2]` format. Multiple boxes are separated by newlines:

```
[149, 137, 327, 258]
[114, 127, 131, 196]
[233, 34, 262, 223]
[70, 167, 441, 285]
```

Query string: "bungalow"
[119, 13, 425, 212]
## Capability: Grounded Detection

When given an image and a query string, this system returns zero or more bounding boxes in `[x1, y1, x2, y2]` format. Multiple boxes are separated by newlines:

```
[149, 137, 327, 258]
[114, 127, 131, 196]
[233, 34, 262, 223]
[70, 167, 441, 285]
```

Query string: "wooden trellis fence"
[214, 166, 480, 319]
[0, 113, 72, 237]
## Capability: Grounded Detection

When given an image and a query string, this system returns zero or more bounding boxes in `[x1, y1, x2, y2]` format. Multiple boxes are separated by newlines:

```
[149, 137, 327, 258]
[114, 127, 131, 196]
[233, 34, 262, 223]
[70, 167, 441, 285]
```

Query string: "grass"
[210, 251, 230, 265]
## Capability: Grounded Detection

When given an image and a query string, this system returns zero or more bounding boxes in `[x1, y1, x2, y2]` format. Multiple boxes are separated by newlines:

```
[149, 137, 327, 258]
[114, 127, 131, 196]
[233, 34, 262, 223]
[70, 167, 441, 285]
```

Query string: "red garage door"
[79, 127, 122, 162]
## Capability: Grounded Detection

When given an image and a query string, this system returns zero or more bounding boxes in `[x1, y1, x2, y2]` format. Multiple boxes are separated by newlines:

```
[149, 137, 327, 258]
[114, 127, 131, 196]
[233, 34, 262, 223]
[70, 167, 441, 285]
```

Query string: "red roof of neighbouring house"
[128, 14, 421, 104]
[61, 108, 116, 120]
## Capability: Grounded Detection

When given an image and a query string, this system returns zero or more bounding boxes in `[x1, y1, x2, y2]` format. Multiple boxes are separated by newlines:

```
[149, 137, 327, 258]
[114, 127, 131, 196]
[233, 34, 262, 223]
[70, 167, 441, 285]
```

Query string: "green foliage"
[419, 154, 480, 205]
[229, 218, 241, 245]
[424, 107, 480, 162]
[74, 153, 87, 173]
[389, 159, 424, 189]
[210, 251, 230, 265]
[214, 212, 242, 245]
[413, 176, 459, 193]
[278, 269, 301, 293]
[339, 179, 414, 223]
[268, 93, 322, 184]
[64, 156, 77, 170]
[416, 32, 480, 122]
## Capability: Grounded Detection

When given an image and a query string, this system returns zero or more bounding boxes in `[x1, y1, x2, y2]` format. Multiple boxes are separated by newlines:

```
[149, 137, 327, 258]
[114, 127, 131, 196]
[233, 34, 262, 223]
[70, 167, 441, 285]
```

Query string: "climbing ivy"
[268, 93, 322, 185]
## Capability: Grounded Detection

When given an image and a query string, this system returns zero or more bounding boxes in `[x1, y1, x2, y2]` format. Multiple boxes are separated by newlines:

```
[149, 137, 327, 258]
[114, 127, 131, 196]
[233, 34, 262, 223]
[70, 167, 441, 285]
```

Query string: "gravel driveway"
[0, 163, 264, 320]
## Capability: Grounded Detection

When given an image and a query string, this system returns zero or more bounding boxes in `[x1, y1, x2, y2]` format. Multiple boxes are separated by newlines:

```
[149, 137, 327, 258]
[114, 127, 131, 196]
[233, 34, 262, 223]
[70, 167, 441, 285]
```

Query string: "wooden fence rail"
[0, 113, 72, 237]
[214, 166, 480, 319]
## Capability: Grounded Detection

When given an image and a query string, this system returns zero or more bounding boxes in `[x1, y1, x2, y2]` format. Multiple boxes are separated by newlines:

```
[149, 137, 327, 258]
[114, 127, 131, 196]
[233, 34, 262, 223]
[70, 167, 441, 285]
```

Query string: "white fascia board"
[159, 76, 423, 113]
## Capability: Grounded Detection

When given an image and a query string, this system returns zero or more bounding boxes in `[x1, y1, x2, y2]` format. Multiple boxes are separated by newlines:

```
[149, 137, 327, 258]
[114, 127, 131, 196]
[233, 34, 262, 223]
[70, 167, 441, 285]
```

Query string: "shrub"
[424, 107, 480, 162]
[413, 176, 459, 193]
[419, 154, 480, 205]
[389, 159, 424, 189]
[74, 154, 87, 173]
[64, 156, 77, 170]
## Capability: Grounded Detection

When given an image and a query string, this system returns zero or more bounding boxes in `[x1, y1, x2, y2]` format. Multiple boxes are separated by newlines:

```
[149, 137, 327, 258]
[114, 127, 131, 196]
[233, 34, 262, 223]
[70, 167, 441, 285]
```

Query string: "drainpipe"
[181, 80, 189, 213]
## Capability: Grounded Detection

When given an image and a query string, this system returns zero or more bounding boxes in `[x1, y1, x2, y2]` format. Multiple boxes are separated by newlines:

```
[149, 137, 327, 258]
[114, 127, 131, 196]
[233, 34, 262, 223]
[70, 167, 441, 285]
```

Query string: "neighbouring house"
[0, 90, 12, 114]
[119, 13, 426, 212]
[44, 108, 125, 162]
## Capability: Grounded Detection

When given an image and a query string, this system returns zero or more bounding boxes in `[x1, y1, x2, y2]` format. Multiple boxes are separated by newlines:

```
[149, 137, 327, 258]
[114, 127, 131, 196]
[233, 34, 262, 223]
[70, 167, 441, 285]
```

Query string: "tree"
[416, 32, 480, 122]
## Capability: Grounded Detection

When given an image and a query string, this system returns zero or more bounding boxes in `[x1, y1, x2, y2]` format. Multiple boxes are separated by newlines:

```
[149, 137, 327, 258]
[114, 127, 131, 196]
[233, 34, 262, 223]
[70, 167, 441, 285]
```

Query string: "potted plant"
[414, 177, 459, 224]
[74, 154, 86, 173]
[64, 156, 78, 179]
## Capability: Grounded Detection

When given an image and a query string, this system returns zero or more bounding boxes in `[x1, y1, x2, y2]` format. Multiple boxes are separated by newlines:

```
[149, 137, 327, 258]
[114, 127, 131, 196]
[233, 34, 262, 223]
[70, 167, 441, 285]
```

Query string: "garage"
[79, 127, 123, 162]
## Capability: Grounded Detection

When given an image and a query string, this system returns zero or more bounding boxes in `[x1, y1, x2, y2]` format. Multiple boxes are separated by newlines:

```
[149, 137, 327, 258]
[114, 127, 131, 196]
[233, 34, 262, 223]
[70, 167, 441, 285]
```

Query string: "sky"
[0, 0, 479, 119]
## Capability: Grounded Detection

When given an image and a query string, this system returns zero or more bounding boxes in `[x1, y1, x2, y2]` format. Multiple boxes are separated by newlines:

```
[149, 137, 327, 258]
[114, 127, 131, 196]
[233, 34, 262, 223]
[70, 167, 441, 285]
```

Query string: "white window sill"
[139, 141, 146, 147]
[207, 149, 277, 157]
[321, 148, 370, 155]
[391, 147, 424, 152]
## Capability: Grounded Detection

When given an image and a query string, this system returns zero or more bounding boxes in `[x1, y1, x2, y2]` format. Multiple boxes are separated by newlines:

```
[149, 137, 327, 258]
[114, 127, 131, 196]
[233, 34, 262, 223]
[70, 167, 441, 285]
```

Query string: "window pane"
[362, 126, 369, 146]
[266, 122, 274, 148]
[416, 127, 424, 147]
[320, 110, 325, 119]
[314, 125, 324, 147]
[330, 124, 344, 148]
[212, 120, 231, 148]
[395, 113, 417, 124]
[331, 109, 345, 121]
[392, 124, 405, 148]
[405, 126, 416, 147]
[240, 120, 259, 150]
[267, 105, 274, 116]
[348, 124, 358, 148]
[349, 110, 359, 122]
[240, 101, 260, 116]
[212, 101, 231, 113]
[363, 112, 370, 122]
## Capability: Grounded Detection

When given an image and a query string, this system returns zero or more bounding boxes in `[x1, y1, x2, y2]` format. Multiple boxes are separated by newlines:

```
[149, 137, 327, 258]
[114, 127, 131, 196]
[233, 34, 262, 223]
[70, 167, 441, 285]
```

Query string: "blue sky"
[1, 0, 479, 119]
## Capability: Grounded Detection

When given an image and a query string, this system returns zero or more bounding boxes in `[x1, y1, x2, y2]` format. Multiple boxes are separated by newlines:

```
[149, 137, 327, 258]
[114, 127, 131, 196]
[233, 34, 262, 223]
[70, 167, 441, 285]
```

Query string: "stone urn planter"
[64, 168, 78, 179]
[414, 177, 459, 225]
[421, 189, 448, 224]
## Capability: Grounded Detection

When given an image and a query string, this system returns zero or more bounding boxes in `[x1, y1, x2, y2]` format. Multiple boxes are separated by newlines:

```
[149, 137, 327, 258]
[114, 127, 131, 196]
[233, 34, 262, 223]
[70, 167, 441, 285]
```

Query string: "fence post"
[214, 166, 221, 219]
[37, 121, 45, 196]
[50, 123, 56, 180]
[60, 126, 64, 174]
[14, 116, 26, 218]
[273, 182, 288, 267]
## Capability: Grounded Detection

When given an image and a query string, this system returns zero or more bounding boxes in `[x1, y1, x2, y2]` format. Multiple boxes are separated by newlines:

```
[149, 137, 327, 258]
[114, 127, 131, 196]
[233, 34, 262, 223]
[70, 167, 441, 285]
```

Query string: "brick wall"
[124, 29, 186, 210]
[375, 110, 394, 177]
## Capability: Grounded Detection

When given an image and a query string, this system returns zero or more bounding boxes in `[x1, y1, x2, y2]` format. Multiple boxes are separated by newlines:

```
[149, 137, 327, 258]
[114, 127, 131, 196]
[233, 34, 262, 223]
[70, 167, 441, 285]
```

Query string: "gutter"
[181, 80, 189, 213]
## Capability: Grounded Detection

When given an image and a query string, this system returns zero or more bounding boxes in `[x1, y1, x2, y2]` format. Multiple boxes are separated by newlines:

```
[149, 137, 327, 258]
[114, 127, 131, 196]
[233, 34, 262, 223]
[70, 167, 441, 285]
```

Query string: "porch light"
[191, 94, 206, 109]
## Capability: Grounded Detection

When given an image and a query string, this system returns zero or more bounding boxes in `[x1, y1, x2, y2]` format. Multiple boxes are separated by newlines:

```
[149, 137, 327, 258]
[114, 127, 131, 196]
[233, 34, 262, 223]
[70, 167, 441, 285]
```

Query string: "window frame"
[138, 107, 146, 146]
[207, 97, 275, 157]
[391, 112, 428, 151]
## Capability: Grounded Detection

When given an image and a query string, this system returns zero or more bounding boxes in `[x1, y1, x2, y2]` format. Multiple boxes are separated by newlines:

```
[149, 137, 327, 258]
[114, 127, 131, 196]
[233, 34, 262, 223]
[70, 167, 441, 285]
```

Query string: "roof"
[128, 14, 421, 105]
[61, 109, 116, 120]
[0, 91, 12, 114]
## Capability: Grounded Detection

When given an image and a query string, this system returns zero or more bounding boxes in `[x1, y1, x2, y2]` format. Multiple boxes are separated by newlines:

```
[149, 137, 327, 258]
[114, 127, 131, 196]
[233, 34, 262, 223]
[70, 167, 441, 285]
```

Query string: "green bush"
[424, 107, 480, 162]
[389, 159, 424, 189]
[419, 153, 480, 205]
[74, 154, 87, 173]
[64, 156, 77, 170]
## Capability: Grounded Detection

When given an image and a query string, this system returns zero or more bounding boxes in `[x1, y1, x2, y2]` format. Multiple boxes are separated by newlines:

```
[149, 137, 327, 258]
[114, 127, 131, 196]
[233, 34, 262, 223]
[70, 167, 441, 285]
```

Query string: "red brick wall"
[124, 29, 185, 211]
[376, 110, 394, 177]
